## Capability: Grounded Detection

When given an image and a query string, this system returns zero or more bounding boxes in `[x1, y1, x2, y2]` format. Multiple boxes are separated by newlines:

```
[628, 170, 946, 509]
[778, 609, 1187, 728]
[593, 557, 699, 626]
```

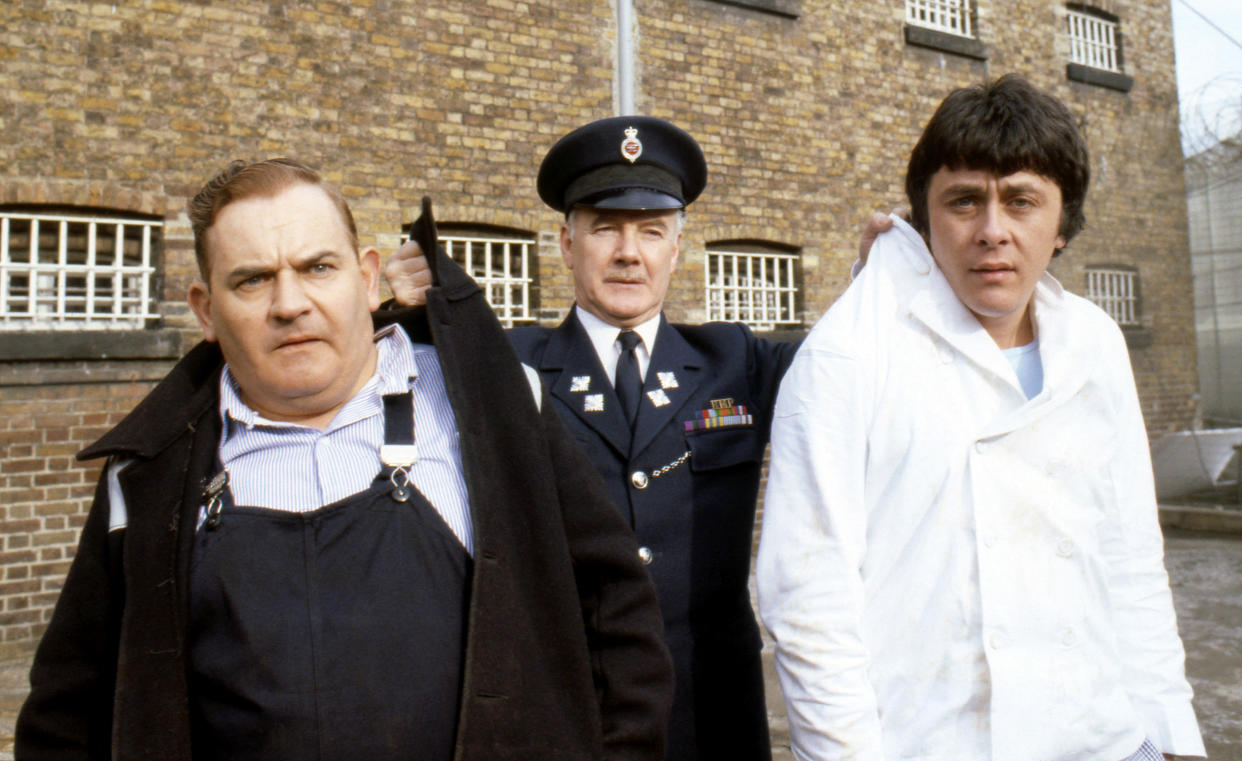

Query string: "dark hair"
[188, 158, 359, 280]
[905, 74, 1090, 245]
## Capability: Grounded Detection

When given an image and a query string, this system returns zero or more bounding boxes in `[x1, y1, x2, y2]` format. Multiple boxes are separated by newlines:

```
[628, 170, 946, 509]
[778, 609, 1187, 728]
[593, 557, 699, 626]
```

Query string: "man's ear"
[359, 247, 382, 312]
[187, 281, 217, 343]
[560, 224, 575, 270]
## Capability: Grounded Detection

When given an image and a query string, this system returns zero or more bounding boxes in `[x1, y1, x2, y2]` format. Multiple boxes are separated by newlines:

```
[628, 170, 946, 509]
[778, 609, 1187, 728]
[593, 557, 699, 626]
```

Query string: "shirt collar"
[219, 325, 417, 436]
[574, 304, 662, 361]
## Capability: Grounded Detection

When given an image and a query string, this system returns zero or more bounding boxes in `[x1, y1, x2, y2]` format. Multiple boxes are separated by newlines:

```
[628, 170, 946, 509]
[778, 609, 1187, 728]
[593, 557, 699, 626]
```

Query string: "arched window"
[438, 224, 536, 327]
[1085, 265, 1140, 326]
[705, 241, 800, 330]
[906, 0, 974, 39]
[1066, 5, 1122, 74]
[1, 207, 162, 330]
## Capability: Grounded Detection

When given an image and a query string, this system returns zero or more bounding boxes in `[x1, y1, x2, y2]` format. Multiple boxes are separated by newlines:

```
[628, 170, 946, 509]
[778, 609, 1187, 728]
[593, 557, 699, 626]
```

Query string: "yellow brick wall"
[0, 0, 1195, 654]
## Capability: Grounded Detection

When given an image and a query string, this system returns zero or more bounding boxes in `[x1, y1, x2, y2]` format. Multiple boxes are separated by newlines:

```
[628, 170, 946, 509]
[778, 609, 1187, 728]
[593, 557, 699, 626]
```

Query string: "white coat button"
[1056, 538, 1075, 557]
[631, 470, 649, 489]
[637, 546, 653, 565]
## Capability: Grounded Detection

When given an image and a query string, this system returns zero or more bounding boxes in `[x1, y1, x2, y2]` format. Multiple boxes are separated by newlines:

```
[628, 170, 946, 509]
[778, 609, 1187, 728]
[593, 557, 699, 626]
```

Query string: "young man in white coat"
[757, 74, 1206, 761]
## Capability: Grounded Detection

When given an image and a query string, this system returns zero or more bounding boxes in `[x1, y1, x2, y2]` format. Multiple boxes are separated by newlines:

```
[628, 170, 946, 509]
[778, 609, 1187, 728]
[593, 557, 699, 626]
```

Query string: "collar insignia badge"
[584, 393, 605, 413]
[621, 126, 642, 163]
[647, 389, 671, 408]
[657, 371, 678, 390]
[570, 375, 591, 392]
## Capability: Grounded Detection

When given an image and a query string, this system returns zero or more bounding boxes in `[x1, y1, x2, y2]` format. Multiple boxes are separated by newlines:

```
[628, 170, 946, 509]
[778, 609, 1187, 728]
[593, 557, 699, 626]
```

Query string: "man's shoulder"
[79, 340, 223, 462]
[507, 324, 556, 361]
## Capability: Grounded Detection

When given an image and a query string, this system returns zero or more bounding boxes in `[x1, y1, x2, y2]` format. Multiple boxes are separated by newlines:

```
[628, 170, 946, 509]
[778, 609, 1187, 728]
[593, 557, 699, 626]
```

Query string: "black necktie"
[615, 330, 643, 426]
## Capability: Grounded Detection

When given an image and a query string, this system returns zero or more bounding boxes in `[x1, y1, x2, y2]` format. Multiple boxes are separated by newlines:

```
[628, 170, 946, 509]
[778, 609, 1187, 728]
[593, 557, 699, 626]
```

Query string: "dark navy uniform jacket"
[510, 311, 798, 761]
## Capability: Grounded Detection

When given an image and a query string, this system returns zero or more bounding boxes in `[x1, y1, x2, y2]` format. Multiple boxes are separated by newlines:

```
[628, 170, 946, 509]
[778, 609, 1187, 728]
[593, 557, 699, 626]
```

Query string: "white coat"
[756, 217, 1204, 761]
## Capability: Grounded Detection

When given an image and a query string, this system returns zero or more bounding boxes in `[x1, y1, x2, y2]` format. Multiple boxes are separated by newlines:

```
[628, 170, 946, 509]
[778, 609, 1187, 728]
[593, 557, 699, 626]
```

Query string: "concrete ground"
[0, 527, 1236, 760]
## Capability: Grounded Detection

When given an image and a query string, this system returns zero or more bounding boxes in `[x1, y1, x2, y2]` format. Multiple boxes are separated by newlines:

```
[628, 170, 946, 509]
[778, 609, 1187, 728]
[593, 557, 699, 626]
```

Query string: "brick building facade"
[1, 0, 1193, 657]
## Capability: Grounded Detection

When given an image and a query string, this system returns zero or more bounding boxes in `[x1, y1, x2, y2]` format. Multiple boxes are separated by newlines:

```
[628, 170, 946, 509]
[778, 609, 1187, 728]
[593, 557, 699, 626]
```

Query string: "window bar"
[140, 223, 153, 319]
[0, 217, 8, 317]
[56, 220, 68, 319]
[520, 241, 530, 321]
[29, 217, 43, 317]
[725, 253, 735, 322]
[499, 242, 513, 322]
[112, 222, 125, 320]
[85, 221, 97, 321]
[742, 255, 753, 325]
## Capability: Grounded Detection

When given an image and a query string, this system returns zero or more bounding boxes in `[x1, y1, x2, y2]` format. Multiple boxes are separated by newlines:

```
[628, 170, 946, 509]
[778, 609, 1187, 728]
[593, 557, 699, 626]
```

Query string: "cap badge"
[620, 126, 643, 163]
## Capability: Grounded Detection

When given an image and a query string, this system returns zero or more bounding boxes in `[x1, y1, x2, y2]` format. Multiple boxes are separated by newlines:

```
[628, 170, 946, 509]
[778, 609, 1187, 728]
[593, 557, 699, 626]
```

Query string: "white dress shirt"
[217, 325, 474, 554]
[757, 217, 1203, 761]
[575, 305, 661, 384]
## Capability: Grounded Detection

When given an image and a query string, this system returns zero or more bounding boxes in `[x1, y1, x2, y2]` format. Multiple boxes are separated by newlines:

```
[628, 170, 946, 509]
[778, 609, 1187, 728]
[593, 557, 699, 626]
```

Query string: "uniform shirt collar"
[575, 305, 661, 382]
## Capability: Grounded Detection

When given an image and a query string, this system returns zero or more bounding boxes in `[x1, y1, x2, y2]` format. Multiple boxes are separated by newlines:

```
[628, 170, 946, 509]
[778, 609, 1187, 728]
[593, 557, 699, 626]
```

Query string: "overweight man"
[16, 158, 673, 760]
[757, 75, 1205, 761]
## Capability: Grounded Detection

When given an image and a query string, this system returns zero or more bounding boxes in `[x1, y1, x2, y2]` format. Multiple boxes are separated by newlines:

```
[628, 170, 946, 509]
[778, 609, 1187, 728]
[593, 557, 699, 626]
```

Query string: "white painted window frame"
[906, 0, 974, 38]
[1086, 267, 1139, 326]
[440, 233, 535, 327]
[705, 249, 800, 330]
[1, 211, 161, 330]
[1066, 7, 1121, 73]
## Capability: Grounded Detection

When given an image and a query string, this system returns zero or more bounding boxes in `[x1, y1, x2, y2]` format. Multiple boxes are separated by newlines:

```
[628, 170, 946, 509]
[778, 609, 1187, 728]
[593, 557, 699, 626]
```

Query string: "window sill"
[757, 327, 807, 343]
[705, 0, 800, 18]
[904, 24, 988, 60]
[1066, 63, 1133, 93]
[0, 328, 184, 361]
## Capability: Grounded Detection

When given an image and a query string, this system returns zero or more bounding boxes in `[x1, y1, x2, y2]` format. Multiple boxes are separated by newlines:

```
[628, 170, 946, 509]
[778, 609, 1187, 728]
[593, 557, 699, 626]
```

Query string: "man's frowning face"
[188, 182, 380, 427]
[926, 167, 1066, 348]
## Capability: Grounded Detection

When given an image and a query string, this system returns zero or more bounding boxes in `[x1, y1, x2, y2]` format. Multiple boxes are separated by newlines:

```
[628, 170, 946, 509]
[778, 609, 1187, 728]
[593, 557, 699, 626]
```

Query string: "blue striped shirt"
[217, 325, 474, 554]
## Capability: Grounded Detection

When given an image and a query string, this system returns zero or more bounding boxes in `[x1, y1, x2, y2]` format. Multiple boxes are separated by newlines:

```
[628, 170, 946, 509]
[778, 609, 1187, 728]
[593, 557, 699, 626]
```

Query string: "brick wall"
[1, 0, 1194, 654]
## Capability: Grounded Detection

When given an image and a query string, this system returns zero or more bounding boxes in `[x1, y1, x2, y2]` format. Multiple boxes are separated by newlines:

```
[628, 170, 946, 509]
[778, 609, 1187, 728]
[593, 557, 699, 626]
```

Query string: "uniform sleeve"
[744, 327, 801, 432]
[16, 461, 124, 761]
[544, 390, 675, 761]
[1099, 329, 1205, 757]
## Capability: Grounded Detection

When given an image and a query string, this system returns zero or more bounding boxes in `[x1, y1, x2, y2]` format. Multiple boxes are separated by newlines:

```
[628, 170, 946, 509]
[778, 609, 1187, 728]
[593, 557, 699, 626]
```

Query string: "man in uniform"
[16, 158, 673, 760]
[388, 117, 798, 761]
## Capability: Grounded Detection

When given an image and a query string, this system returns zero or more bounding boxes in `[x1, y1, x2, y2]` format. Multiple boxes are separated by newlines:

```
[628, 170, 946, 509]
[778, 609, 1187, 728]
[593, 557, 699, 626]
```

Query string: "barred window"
[906, 0, 974, 38]
[705, 246, 800, 330]
[1086, 267, 1139, 326]
[439, 227, 535, 327]
[1067, 6, 1121, 73]
[1, 208, 162, 331]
